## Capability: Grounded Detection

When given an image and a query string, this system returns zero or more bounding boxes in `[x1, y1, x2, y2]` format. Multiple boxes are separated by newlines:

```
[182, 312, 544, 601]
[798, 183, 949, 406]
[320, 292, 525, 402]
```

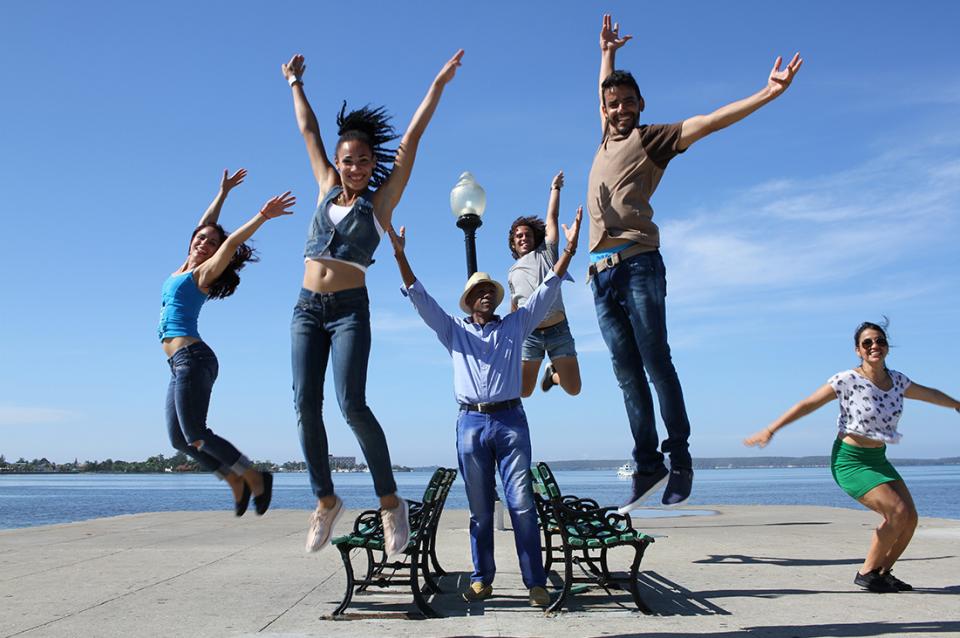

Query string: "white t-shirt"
[828, 368, 911, 444]
[307, 202, 385, 272]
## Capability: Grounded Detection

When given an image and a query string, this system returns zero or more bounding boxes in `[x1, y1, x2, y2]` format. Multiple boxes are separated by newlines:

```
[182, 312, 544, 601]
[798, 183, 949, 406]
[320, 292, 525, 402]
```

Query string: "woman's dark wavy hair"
[336, 102, 399, 189]
[507, 216, 547, 259]
[189, 224, 259, 300]
[854, 316, 890, 347]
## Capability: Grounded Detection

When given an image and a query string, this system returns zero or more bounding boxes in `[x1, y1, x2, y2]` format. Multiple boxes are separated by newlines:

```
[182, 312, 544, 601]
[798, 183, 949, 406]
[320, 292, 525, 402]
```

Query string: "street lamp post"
[450, 172, 486, 277]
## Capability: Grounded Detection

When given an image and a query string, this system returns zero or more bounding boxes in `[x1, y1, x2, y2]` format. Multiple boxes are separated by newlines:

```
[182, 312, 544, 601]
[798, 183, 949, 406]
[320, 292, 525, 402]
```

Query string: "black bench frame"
[531, 461, 655, 614]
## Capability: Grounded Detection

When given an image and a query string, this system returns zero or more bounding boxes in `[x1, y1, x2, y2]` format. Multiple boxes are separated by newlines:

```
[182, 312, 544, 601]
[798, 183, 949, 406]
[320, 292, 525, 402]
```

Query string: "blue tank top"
[158, 272, 207, 341]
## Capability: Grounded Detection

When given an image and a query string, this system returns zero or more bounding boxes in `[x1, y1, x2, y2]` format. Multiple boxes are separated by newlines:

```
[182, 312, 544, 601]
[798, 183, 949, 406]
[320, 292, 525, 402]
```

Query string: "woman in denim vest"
[159, 169, 294, 516]
[281, 50, 463, 556]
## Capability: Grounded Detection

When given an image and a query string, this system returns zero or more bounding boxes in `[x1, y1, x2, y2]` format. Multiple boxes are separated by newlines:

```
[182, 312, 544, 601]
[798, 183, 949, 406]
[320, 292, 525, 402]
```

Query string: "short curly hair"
[507, 216, 546, 260]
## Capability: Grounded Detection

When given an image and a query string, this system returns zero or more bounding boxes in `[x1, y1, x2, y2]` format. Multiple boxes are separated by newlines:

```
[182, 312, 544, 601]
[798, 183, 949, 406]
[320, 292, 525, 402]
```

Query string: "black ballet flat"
[254, 472, 274, 516]
[235, 481, 252, 517]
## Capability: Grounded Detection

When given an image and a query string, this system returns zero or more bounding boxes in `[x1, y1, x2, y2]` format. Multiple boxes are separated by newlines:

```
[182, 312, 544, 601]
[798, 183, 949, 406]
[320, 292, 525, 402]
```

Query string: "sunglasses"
[860, 337, 888, 349]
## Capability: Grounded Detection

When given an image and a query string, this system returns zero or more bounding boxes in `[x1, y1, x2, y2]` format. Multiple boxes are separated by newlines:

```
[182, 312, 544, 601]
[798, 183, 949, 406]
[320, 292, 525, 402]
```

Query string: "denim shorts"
[521, 318, 577, 362]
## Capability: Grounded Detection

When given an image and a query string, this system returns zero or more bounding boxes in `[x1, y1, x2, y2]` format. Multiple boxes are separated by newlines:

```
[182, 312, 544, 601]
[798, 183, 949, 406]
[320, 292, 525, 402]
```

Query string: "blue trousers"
[590, 250, 692, 473]
[456, 405, 546, 589]
[291, 287, 397, 499]
[165, 341, 251, 478]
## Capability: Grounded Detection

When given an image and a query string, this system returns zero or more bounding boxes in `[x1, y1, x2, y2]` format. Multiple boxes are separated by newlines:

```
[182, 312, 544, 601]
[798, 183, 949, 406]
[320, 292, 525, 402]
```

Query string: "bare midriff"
[840, 432, 885, 449]
[303, 258, 366, 293]
[537, 311, 566, 330]
[162, 336, 200, 358]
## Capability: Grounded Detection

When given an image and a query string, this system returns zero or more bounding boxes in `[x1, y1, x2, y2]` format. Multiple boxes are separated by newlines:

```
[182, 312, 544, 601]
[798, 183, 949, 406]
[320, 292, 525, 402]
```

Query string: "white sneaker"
[305, 496, 343, 553]
[381, 497, 410, 559]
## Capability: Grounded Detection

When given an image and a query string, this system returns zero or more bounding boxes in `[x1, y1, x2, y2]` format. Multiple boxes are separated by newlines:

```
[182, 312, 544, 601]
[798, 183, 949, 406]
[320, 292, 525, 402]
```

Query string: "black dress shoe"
[254, 472, 274, 516]
[235, 481, 251, 517]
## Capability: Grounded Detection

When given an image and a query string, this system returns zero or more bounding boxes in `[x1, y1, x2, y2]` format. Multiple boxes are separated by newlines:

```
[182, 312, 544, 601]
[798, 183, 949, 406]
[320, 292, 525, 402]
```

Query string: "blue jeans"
[456, 405, 546, 589]
[590, 250, 692, 473]
[165, 342, 251, 478]
[291, 287, 397, 499]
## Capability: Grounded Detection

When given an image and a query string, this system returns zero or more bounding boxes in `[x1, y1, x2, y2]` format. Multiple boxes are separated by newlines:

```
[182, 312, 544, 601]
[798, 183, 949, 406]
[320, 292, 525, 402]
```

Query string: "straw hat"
[459, 272, 505, 314]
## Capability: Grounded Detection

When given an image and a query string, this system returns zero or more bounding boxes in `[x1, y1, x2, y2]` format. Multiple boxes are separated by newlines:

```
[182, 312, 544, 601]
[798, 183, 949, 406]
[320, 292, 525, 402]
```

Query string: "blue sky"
[1, 1, 958, 468]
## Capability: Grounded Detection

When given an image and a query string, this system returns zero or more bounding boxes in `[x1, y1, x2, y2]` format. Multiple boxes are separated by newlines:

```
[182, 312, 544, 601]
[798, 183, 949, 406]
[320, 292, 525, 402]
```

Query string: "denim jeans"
[590, 250, 692, 473]
[165, 342, 251, 478]
[456, 405, 546, 589]
[291, 287, 397, 499]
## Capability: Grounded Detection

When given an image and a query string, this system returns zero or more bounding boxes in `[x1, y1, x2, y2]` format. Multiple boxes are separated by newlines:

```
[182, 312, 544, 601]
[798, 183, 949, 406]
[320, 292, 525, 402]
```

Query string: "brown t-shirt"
[586, 123, 685, 252]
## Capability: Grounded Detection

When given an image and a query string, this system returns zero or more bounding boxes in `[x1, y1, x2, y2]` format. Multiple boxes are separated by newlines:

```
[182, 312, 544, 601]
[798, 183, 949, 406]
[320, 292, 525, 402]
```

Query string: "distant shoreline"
[2, 456, 959, 475]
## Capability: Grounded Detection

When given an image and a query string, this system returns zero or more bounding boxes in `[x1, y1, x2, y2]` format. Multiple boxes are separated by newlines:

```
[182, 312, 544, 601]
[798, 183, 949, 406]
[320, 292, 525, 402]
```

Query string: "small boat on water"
[616, 463, 633, 479]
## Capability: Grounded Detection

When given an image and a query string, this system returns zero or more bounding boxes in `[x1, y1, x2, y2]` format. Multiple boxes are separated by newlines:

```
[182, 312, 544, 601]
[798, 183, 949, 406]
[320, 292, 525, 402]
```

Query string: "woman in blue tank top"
[159, 168, 295, 517]
[280, 50, 462, 556]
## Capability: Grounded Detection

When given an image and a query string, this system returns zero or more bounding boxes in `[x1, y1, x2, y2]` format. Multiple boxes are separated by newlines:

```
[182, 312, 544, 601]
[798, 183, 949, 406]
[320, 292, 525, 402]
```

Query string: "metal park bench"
[530, 461, 655, 614]
[331, 467, 457, 617]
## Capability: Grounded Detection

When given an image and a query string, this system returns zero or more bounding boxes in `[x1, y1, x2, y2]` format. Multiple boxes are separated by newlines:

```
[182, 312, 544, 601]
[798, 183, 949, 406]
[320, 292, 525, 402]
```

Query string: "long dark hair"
[507, 216, 547, 259]
[336, 102, 399, 189]
[189, 224, 259, 300]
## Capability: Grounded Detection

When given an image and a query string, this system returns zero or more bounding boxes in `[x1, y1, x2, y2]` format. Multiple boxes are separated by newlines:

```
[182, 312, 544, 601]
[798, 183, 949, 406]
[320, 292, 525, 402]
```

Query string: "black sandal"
[254, 472, 273, 516]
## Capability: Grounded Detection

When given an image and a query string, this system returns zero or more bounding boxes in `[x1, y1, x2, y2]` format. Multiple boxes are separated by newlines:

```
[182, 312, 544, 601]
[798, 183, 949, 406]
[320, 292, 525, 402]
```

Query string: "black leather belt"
[459, 398, 522, 413]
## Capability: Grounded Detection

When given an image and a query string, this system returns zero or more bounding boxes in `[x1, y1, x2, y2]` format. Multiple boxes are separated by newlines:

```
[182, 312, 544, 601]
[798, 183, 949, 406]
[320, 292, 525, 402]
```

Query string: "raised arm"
[197, 168, 246, 227]
[678, 53, 803, 151]
[281, 55, 338, 196]
[552, 205, 582, 279]
[387, 224, 416, 288]
[598, 14, 632, 131]
[744, 382, 834, 448]
[195, 193, 296, 291]
[373, 50, 464, 226]
[904, 382, 960, 411]
[544, 171, 563, 245]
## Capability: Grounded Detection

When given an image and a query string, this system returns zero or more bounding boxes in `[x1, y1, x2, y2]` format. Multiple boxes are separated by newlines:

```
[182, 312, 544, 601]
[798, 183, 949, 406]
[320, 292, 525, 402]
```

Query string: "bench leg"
[410, 547, 441, 618]
[628, 542, 653, 615]
[333, 546, 356, 616]
[428, 534, 447, 576]
[543, 531, 554, 573]
[547, 546, 574, 614]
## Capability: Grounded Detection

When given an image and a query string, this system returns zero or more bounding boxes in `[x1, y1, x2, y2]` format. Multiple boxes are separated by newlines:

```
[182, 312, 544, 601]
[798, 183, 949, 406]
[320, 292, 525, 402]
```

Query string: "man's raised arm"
[678, 53, 803, 151]
[598, 14, 632, 132]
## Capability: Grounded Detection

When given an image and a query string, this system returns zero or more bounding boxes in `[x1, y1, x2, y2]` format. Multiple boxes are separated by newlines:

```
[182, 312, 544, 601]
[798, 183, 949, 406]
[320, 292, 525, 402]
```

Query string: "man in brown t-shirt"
[588, 14, 802, 512]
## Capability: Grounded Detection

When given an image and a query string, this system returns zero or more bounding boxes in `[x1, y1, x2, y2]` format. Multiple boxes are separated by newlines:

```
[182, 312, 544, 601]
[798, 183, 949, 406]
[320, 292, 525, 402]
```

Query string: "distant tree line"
[0, 453, 399, 474]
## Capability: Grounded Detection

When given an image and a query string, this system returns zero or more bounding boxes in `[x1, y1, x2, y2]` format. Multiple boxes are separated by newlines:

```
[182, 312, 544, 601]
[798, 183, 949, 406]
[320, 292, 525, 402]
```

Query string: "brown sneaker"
[462, 582, 493, 602]
[529, 585, 550, 607]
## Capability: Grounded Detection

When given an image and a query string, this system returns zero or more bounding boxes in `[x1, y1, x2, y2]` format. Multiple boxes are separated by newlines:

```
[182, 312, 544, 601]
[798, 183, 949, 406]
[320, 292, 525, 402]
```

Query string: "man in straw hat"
[387, 207, 581, 607]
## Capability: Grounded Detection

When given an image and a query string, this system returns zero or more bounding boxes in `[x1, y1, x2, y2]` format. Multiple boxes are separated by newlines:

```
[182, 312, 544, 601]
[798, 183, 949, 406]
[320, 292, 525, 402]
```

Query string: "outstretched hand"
[434, 50, 464, 86]
[259, 192, 296, 219]
[743, 429, 774, 448]
[600, 14, 632, 52]
[562, 206, 582, 246]
[387, 224, 406, 254]
[220, 168, 247, 193]
[282, 54, 306, 81]
[551, 170, 564, 191]
[767, 53, 803, 97]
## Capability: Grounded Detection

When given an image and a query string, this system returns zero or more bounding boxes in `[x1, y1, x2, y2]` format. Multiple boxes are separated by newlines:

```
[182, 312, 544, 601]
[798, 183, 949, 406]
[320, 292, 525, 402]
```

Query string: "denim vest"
[304, 186, 381, 267]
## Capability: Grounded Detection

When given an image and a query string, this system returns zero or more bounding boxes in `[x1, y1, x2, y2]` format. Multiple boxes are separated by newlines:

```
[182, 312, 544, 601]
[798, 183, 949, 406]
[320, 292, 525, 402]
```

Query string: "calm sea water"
[2, 466, 959, 530]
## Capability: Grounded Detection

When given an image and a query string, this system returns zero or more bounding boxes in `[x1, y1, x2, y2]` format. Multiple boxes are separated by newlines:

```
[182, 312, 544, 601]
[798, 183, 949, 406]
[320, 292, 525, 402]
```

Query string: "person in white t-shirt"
[744, 321, 960, 593]
[507, 171, 582, 397]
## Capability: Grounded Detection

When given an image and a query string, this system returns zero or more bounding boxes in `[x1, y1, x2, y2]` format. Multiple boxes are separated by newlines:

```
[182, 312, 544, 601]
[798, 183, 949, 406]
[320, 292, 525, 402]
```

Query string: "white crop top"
[307, 202, 385, 272]
[828, 368, 911, 444]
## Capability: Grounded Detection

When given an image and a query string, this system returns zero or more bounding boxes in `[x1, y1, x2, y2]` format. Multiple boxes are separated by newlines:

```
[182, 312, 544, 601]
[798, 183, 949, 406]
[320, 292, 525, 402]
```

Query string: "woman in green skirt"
[744, 320, 960, 593]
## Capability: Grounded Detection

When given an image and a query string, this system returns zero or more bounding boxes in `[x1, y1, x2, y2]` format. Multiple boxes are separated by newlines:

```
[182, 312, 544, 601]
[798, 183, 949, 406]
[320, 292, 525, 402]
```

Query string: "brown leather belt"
[587, 244, 654, 278]
[459, 398, 522, 413]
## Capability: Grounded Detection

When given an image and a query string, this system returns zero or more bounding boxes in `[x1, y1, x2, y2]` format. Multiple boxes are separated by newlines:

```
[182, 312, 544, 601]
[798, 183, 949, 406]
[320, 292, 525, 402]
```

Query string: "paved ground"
[1, 505, 958, 637]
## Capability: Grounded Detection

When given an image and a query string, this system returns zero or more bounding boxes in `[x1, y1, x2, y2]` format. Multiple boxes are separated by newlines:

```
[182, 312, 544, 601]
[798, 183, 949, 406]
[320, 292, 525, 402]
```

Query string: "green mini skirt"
[831, 439, 903, 500]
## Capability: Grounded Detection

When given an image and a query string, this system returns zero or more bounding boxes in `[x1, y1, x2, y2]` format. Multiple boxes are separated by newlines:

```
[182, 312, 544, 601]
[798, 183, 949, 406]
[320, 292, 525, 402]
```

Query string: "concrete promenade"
[1, 505, 958, 637]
